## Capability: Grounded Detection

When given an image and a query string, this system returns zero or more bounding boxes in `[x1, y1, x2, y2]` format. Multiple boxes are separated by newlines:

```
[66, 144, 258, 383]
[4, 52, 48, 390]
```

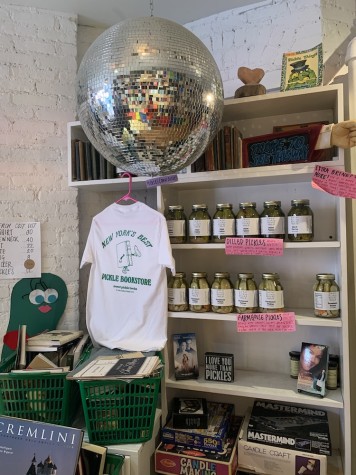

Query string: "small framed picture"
[76, 442, 107, 475]
[297, 342, 328, 397]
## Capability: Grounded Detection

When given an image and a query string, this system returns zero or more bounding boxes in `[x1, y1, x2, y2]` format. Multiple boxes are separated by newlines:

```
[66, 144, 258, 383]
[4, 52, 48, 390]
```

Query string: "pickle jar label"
[189, 288, 210, 305]
[314, 291, 340, 311]
[259, 289, 284, 308]
[234, 289, 258, 307]
[167, 220, 186, 237]
[189, 220, 211, 237]
[260, 216, 284, 235]
[213, 219, 235, 236]
[168, 288, 187, 305]
[236, 217, 260, 236]
[211, 288, 233, 306]
[288, 215, 313, 234]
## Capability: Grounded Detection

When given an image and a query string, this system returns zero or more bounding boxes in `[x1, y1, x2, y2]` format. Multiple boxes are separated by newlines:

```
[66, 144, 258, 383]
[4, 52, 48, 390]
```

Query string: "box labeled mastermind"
[156, 418, 240, 475]
[239, 410, 327, 475]
[247, 400, 331, 456]
[161, 401, 234, 452]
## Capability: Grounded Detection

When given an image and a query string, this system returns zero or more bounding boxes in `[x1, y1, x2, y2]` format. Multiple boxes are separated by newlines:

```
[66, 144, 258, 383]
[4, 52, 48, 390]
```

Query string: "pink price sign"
[225, 237, 284, 256]
[237, 312, 296, 332]
[312, 164, 356, 199]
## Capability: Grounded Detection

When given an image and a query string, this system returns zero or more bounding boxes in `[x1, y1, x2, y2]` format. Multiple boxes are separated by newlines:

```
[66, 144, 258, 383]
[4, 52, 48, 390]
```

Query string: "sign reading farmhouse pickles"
[242, 125, 322, 168]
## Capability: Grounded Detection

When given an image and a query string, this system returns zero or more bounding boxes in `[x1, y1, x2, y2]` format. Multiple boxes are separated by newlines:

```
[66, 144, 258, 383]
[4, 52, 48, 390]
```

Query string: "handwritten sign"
[312, 164, 356, 199]
[225, 237, 284, 256]
[237, 312, 296, 332]
[242, 125, 322, 168]
[146, 174, 178, 188]
[0, 222, 41, 279]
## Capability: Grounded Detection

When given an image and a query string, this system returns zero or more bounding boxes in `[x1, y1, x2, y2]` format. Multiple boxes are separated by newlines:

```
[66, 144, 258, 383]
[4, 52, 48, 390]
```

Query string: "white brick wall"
[0, 4, 79, 356]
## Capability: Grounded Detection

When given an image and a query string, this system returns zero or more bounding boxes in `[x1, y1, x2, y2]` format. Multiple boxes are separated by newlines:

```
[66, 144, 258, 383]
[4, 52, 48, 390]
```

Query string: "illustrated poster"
[0, 222, 41, 279]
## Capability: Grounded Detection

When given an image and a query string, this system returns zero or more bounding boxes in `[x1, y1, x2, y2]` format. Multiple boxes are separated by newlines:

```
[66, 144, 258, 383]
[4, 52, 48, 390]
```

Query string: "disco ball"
[76, 16, 224, 176]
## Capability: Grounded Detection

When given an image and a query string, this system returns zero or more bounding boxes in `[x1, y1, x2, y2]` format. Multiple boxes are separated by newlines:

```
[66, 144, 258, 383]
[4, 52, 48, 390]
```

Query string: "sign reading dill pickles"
[205, 352, 234, 382]
[242, 126, 322, 168]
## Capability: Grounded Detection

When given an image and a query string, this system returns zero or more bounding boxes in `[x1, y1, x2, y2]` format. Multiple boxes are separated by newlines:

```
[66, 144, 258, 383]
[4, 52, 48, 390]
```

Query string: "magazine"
[67, 352, 161, 380]
[0, 415, 83, 474]
[297, 342, 329, 397]
[173, 332, 199, 380]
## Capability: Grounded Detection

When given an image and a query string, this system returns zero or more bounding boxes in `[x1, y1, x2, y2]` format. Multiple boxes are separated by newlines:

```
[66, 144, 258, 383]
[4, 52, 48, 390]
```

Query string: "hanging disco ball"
[76, 16, 224, 177]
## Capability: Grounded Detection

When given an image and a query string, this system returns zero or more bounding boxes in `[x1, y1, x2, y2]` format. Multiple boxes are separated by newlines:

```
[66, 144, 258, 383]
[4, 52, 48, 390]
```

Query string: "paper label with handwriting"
[312, 164, 356, 199]
[236, 312, 296, 332]
[225, 237, 283, 256]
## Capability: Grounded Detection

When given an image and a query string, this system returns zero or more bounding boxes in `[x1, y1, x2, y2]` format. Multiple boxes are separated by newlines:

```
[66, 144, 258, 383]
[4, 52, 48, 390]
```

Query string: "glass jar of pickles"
[235, 202, 260, 237]
[166, 205, 187, 244]
[287, 199, 314, 242]
[211, 272, 234, 313]
[313, 273, 340, 318]
[234, 272, 259, 313]
[260, 201, 285, 239]
[212, 203, 235, 243]
[189, 272, 211, 312]
[258, 272, 284, 312]
[168, 272, 188, 311]
[188, 204, 211, 243]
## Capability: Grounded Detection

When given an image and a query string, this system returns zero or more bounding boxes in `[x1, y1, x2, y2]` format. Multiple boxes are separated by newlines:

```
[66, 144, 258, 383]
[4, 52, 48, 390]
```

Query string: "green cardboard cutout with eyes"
[1, 273, 68, 361]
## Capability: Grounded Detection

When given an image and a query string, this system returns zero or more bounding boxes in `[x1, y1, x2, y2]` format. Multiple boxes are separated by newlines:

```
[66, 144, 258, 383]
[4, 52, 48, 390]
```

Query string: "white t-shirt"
[80, 202, 175, 351]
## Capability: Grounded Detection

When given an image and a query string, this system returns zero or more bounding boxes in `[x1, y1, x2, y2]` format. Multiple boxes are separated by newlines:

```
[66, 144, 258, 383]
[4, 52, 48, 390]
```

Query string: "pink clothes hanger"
[115, 172, 138, 203]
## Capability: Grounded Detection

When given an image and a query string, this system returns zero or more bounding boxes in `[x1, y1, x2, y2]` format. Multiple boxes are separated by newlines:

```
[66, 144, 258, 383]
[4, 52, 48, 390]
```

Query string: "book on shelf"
[0, 415, 83, 474]
[67, 351, 161, 380]
[27, 352, 59, 369]
[26, 329, 84, 348]
[173, 332, 199, 380]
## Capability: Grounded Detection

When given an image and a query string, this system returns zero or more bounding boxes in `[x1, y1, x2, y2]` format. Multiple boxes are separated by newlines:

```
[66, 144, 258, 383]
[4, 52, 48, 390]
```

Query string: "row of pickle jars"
[166, 199, 314, 243]
[168, 272, 340, 317]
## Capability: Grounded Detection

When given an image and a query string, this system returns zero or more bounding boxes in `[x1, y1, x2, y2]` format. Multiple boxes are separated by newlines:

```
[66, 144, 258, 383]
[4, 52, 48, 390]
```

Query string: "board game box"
[161, 401, 234, 452]
[156, 416, 242, 475]
[239, 409, 327, 475]
[247, 400, 331, 456]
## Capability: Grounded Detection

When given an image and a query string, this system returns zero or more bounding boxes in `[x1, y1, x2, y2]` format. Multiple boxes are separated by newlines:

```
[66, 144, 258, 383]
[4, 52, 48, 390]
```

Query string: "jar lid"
[263, 200, 281, 207]
[239, 202, 256, 208]
[192, 272, 207, 277]
[291, 199, 310, 205]
[174, 272, 186, 278]
[168, 205, 184, 210]
[192, 204, 207, 210]
[316, 273, 335, 280]
[329, 354, 339, 362]
[262, 272, 280, 279]
[238, 272, 254, 279]
[289, 351, 301, 358]
[214, 272, 230, 278]
[216, 203, 232, 209]
[328, 361, 338, 368]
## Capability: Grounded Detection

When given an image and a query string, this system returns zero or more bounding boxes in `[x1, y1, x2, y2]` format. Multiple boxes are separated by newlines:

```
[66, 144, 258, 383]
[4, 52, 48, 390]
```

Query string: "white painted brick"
[12, 93, 58, 108]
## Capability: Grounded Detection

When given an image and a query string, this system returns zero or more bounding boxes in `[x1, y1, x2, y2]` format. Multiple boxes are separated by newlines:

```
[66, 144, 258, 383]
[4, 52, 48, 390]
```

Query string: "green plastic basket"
[78, 366, 162, 445]
[0, 352, 83, 425]
[104, 453, 125, 475]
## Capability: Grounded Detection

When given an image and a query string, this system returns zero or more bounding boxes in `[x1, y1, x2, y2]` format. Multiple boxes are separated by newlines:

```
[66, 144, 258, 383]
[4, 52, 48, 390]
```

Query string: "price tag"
[225, 237, 284, 256]
[236, 312, 296, 332]
[146, 174, 178, 188]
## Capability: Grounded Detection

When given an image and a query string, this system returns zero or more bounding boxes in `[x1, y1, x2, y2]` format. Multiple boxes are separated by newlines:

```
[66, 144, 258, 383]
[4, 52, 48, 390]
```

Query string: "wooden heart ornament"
[238, 67, 265, 85]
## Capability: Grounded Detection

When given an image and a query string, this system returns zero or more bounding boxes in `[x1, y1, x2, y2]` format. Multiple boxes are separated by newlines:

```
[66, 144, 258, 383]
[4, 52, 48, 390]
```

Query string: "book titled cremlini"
[0, 415, 83, 474]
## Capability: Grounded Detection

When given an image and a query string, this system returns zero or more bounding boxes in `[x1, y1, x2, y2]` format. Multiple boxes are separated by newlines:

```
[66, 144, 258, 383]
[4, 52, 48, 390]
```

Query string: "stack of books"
[14, 328, 91, 372]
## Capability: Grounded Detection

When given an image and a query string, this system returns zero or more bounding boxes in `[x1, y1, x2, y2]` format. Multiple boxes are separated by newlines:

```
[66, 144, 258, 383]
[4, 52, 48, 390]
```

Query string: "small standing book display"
[297, 342, 329, 397]
[173, 332, 199, 380]
[0, 415, 83, 474]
